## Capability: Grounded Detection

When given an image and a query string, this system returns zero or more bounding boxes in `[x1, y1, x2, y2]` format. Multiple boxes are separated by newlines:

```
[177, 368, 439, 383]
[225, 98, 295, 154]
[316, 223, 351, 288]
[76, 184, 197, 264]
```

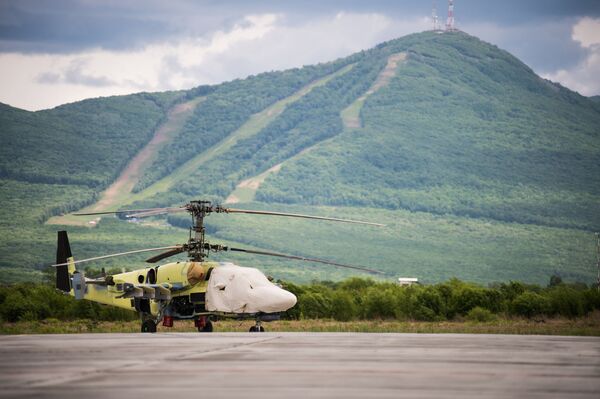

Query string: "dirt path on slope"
[342, 52, 406, 129]
[225, 54, 407, 204]
[224, 144, 318, 204]
[46, 97, 204, 225]
[90, 98, 204, 211]
[124, 64, 355, 206]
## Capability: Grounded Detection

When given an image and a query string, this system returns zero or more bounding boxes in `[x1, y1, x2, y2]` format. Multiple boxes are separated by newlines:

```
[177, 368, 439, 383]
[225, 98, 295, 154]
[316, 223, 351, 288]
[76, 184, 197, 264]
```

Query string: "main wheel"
[249, 325, 265, 332]
[141, 319, 157, 333]
[249, 326, 257, 332]
[198, 320, 213, 333]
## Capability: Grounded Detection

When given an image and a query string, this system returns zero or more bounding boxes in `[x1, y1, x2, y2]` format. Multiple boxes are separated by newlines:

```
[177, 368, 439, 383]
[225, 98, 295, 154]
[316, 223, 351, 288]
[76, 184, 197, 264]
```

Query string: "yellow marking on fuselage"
[72, 261, 220, 315]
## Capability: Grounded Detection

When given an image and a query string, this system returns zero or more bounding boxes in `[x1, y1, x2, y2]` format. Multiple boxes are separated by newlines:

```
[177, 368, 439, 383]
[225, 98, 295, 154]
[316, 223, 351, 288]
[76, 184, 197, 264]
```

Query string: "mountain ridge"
[0, 30, 599, 284]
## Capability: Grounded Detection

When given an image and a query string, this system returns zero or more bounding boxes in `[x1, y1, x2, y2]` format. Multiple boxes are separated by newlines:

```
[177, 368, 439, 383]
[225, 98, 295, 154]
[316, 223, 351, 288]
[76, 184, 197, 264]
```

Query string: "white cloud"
[572, 17, 600, 48]
[0, 12, 429, 111]
[543, 17, 600, 96]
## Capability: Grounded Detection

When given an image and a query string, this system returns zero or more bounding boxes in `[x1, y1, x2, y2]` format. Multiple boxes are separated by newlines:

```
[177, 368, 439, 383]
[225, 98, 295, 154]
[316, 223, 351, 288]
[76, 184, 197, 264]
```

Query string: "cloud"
[0, 12, 429, 110]
[572, 17, 600, 47]
[36, 59, 116, 87]
[542, 17, 600, 96]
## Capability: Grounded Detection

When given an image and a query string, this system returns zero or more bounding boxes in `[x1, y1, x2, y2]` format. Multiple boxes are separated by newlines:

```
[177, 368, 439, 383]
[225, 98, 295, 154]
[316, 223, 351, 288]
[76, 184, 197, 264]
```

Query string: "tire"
[259, 326, 265, 332]
[249, 325, 264, 332]
[249, 326, 257, 332]
[141, 319, 157, 333]
[198, 320, 213, 333]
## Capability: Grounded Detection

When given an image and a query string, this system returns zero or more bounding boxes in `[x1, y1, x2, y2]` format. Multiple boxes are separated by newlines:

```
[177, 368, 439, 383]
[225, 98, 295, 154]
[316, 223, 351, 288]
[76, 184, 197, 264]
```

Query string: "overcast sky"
[1, 0, 599, 111]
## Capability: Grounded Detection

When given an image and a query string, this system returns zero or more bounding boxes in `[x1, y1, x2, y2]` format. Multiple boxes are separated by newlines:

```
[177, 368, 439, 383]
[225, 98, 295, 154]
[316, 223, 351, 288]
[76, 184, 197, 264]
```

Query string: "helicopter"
[53, 200, 384, 333]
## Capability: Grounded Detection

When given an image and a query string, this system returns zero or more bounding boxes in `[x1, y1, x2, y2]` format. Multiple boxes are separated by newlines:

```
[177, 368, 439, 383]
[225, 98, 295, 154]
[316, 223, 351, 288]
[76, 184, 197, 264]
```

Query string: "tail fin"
[56, 231, 72, 292]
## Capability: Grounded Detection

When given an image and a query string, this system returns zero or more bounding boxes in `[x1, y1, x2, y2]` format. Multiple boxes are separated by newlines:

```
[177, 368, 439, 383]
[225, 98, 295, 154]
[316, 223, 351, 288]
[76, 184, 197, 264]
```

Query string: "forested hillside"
[258, 33, 600, 231]
[0, 31, 599, 285]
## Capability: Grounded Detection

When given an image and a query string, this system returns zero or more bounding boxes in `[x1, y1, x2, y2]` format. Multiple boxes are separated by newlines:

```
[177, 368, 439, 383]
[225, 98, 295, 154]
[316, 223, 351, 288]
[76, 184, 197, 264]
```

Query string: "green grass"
[2, 313, 599, 335]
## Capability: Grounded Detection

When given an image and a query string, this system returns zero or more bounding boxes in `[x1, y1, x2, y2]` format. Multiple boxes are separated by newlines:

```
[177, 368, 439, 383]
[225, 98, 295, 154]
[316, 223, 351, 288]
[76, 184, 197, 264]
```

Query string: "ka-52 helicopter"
[53, 200, 384, 333]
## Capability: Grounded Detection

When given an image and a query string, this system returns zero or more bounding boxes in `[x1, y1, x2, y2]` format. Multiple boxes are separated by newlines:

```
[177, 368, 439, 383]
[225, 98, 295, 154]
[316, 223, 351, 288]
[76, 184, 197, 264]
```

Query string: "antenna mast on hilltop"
[446, 0, 456, 31]
[432, 1, 440, 31]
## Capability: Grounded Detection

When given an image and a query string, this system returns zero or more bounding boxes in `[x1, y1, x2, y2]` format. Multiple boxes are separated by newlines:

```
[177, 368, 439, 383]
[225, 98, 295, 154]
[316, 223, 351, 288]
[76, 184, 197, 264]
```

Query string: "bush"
[299, 292, 332, 319]
[510, 292, 550, 318]
[363, 287, 397, 319]
[411, 287, 445, 321]
[466, 306, 496, 322]
[0, 291, 31, 322]
[547, 287, 584, 318]
[451, 286, 490, 315]
[330, 291, 358, 321]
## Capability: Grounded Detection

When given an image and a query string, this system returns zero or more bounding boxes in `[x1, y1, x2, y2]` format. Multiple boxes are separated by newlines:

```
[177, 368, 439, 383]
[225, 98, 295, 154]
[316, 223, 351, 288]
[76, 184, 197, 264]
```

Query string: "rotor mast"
[188, 200, 215, 261]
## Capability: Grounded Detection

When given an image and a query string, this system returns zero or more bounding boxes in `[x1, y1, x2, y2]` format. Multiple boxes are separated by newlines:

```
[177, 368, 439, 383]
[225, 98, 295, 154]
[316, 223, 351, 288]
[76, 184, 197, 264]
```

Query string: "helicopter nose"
[253, 286, 297, 312]
[274, 289, 297, 311]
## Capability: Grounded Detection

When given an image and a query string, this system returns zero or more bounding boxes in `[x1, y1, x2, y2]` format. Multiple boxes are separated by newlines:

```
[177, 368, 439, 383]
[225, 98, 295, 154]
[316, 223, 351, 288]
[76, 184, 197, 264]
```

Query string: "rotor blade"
[145, 247, 186, 263]
[226, 246, 384, 275]
[126, 207, 187, 218]
[73, 207, 172, 216]
[221, 208, 385, 227]
[51, 246, 183, 267]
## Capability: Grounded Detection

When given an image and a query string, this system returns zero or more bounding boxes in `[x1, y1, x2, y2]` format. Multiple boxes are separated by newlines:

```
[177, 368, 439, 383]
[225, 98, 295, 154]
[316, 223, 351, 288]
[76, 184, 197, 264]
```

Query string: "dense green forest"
[0, 31, 599, 285]
[1, 277, 598, 323]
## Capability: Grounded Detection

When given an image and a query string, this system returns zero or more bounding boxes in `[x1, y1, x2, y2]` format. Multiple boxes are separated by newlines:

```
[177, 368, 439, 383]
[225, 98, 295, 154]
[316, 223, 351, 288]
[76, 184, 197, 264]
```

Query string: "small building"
[397, 277, 419, 286]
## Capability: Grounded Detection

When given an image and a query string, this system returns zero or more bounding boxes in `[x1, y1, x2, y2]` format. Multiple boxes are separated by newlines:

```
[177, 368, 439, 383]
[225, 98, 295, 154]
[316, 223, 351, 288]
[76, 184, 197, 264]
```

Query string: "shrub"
[451, 286, 490, 315]
[299, 292, 332, 319]
[411, 287, 445, 321]
[547, 287, 584, 318]
[330, 291, 357, 321]
[363, 287, 397, 319]
[466, 306, 496, 322]
[510, 292, 549, 318]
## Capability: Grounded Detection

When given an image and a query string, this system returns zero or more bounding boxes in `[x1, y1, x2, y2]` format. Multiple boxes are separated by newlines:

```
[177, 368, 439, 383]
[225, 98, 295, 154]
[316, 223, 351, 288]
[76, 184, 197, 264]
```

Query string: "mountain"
[1, 31, 599, 285]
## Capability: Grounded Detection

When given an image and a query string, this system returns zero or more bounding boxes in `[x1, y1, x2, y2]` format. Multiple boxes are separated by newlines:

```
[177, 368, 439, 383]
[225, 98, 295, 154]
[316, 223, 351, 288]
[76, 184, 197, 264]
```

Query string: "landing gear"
[249, 320, 265, 332]
[198, 320, 213, 333]
[141, 319, 157, 333]
[195, 316, 213, 333]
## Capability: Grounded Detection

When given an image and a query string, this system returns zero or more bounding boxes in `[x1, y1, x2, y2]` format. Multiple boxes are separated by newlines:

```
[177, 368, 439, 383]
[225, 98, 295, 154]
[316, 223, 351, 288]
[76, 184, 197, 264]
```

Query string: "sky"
[0, 0, 599, 111]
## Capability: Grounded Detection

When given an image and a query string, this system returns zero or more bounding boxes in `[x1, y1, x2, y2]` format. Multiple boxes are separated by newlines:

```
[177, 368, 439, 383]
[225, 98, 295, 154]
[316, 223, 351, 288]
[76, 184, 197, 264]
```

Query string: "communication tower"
[432, 1, 440, 31]
[446, 0, 456, 31]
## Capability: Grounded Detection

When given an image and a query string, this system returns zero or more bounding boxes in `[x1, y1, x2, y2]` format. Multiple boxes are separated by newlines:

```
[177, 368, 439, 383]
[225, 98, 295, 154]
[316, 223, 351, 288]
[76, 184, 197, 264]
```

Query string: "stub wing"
[115, 283, 174, 301]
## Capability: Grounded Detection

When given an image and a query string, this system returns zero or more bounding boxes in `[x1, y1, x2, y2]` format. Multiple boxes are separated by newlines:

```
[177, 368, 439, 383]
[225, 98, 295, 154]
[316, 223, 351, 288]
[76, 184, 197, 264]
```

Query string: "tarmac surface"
[0, 333, 599, 398]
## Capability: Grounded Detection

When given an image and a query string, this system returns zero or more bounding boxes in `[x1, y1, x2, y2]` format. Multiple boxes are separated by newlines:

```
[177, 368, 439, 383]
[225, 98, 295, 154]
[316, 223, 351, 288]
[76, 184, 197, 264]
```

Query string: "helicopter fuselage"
[67, 260, 297, 326]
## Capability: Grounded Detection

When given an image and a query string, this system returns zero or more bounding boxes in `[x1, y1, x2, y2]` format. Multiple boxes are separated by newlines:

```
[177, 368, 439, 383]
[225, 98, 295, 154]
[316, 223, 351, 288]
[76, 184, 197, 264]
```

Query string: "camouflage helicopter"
[53, 200, 384, 333]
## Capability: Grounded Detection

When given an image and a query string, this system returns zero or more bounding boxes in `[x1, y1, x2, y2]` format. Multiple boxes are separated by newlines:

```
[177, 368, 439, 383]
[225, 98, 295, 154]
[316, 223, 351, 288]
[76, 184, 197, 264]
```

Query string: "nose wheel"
[141, 319, 157, 333]
[195, 316, 213, 332]
[249, 320, 265, 332]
